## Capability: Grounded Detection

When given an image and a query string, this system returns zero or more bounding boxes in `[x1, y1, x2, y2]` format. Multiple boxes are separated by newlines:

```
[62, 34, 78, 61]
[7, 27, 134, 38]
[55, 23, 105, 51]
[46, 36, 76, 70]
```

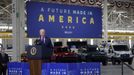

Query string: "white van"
[110, 45, 133, 65]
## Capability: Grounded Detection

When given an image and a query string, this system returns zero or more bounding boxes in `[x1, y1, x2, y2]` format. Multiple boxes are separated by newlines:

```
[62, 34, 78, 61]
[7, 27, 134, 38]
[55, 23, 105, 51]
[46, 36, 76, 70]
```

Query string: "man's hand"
[2, 63, 6, 66]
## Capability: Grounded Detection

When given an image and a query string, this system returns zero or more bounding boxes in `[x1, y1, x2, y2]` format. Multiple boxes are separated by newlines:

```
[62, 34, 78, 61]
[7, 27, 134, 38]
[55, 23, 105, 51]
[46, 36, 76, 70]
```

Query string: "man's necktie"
[41, 37, 44, 42]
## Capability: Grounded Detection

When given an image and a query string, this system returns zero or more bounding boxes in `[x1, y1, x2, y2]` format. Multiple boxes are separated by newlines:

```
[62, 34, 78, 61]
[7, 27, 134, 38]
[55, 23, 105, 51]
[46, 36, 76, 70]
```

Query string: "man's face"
[40, 29, 45, 36]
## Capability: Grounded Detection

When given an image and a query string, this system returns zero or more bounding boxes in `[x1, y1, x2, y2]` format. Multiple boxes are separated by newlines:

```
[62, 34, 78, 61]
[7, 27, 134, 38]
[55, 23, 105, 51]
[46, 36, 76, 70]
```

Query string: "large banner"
[26, 1, 102, 38]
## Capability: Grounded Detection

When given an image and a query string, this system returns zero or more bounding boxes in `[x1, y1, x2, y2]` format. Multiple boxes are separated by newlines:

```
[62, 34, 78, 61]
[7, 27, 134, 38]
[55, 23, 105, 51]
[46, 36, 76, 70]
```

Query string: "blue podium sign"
[77, 63, 101, 75]
[26, 1, 102, 38]
[8, 62, 30, 75]
[42, 63, 68, 75]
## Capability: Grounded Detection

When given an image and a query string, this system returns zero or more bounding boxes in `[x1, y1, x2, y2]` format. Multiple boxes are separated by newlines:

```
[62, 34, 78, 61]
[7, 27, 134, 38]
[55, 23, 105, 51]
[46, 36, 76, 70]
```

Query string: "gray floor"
[101, 63, 134, 75]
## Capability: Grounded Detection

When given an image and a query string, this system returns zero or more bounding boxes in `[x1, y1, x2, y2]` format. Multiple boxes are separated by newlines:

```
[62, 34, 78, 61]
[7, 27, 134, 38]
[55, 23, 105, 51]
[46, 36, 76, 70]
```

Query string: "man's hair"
[40, 29, 45, 32]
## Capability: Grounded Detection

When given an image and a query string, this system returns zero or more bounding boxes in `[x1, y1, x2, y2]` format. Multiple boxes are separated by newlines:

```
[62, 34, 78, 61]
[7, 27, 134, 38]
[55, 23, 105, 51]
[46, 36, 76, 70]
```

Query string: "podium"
[26, 45, 53, 75]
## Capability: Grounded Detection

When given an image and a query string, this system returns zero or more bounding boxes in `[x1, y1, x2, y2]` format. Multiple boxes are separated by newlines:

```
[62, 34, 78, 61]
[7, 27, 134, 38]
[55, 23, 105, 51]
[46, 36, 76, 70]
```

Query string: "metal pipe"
[103, 0, 108, 42]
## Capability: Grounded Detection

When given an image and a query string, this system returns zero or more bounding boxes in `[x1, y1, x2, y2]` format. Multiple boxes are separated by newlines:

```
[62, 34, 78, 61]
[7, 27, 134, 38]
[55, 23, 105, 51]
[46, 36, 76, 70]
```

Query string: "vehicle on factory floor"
[131, 45, 134, 55]
[78, 45, 108, 66]
[109, 45, 133, 65]
[51, 47, 79, 63]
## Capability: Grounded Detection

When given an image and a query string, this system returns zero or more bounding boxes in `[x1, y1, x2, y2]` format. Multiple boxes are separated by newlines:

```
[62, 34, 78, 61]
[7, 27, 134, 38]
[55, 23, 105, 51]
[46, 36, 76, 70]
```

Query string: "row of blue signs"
[8, 62, 100, 75]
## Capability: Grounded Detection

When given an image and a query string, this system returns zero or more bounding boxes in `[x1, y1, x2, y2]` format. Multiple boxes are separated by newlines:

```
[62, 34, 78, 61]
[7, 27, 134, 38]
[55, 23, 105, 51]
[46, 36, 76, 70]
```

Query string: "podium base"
[28, 60, 42, 75]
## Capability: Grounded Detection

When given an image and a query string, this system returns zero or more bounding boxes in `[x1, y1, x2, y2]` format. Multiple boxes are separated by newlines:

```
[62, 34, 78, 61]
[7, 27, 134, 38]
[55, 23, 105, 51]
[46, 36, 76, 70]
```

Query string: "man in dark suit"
[34, 29, 53, 62]
[35, 29, 53, 48]
[0, 47, 9, 75]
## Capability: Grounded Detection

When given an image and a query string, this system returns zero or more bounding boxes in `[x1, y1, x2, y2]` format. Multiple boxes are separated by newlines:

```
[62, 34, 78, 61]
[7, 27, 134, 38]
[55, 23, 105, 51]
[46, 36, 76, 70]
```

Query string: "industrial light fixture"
[90, 39, 94, 45]
[109, 30, 133, 32]
[70, 0, 77, 3]
[68, 39, 71, 42]
[24, 27, 27, 31]
[129, 36, 132, 48]
[80, 39, 83, 42]
[88, 0, 95, 5]
[79, 0, 86, 4]
[61, 0, 67, 2]
[0, 39, 2, 44]
[29, 38, 32, 45]
[56, 39, 59, 42]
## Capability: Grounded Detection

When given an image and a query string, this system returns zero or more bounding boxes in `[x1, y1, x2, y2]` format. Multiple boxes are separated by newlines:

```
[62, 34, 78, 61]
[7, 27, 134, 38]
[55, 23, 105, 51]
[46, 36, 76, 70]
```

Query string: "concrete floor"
[101, 63, 134, 75]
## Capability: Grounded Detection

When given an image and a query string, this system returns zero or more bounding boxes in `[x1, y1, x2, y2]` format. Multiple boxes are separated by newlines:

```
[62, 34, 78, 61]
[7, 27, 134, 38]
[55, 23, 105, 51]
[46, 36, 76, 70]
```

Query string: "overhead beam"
[2, 0, 9, 7]
[0, 5, 11, 14]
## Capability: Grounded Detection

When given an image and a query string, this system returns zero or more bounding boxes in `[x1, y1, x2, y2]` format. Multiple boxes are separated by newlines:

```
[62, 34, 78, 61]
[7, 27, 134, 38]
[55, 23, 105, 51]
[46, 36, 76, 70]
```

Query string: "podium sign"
[42, 63, 68, 75]
[77, 63, 100, 75]
[8, 62, 30, 75]
[26, 45, 43, 59]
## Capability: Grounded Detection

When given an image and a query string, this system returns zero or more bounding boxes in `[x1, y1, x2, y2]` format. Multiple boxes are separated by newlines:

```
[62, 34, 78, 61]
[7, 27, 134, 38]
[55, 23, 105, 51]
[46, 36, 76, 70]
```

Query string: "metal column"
[12, 0, 25, 61]
[87, 39, 90, 45]
[63, 39, 67, 46]
[2, 39, 6, 48]
[103, 0, 108, 42]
